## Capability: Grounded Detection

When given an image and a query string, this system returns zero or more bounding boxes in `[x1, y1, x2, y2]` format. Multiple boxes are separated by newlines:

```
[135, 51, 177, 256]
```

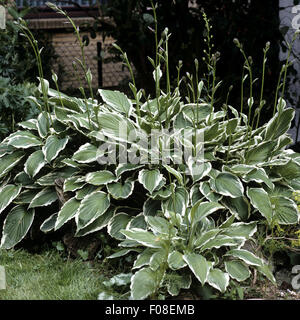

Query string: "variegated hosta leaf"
[167, 251, 187, 270]
[247, 188, 273, 225]
[14, 189, 39, 204]
[130, 267, 158, 300]
[214, 172, 244, 198]
[85, 170, 117, 186]
[107, 178, 135, 200]
[187, 160, 211, 182]
[97, 112, 136, 142]
[72, 143, 98, 163]
[271, 196, 299, 225]
[28, 187, 58, 208]
[183, 253, 213, 285]
[242, 168, 274, 190]
[193, 229, 220, 249]
[75, 206, 115, 237]
[221, 222, 257, 239]
[24, 150, 46, 178]
[0, 151, 25, 179]
[37, 111, 50, 138]
[40, 212, 58, 233]
[42, 135, 69, 163]
[76, 191, 110, 230]
[121, 228, 164, 248]
[190, 201, 224, 225]
[7, 131, 42, 149]
[146, 216, 175, 236]
[138, 169, 164, 194]
[163, 186, 188, 216]
[224, 260, 251, 282]
[221, 196, 250, 221]
[149, 248, 167, 271]
[18, 119, 38, 131]
[0, 184, 22, 214]
[133, 248, 155, 269]
[115, 163, 144, 177]
[207, 268, 230, 293]
[55, 197, 81, 231]
[265, 108, 295, 141]
[199, 235, 241, 252]
[63, 177, 86, 192]
[245, 141, 277, 165]
[75, 185, 98, 200]
[107, 213, 132, 240]
[0, 205, 35, 249]
[199, 181, 222, 202]
[163, 165, 184, 185]
[143, 198, 162, 216]
[273, 159, 300, 180]
[98, 89, 133, 116]
[167, 273, 192, 297]
[225, 249, 263, 267]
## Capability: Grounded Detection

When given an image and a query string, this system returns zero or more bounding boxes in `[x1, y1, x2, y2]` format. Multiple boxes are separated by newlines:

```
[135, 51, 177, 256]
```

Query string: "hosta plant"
[0, 3, 299, 299]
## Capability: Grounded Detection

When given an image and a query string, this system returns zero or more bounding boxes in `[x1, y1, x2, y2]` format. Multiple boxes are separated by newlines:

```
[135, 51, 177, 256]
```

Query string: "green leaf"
[163, 165, 184, 185]
[37, 112, 50, 138]
[190, 201, 224, 225]
[273, 160, 300, 180]
[146, 216, 173, 236]
[130, 268, 157, 300]
[199, 235, 240, 251]
[225, 249, 263, 266]
[0, 205, 35, 249]
[138, 169, 163, 194]
[7, 131, 42, 149]
[183, 253, 213, 285]
[247, 188, 273, 225]
[214, 172, 244, 198]
[107, 178, 135, 200]
[265, 108, 295, 141]
[72, 143, 98, 163]
[14, 189, 39, 204]
[224, 260, 250, 282]
[0, 184, 22, 214]
[167, 273, 192, 297]
[163, 187, 188, 216]
[199, 181, 222, 202]
[85, 170, 117, 186]
[221, 222, 257, 239]
[207, 268, 230, 293]
[257, 264, 276, 284]
[55, 197, 81, 231]
[75, 185, 98, 200]
[133, 248, 155, 269]
[221, 196, 250, 221]
[97, 112, 136, 141]
[0, 151, 25, 179]
[245, 141, 277, 164]
[75, 206, 115, 237]
[122, 228, 164, 248]
[193, 229, 220, 249]
[76, 191, 110, 230]
[42, 135, 69, 163]
[40, 213, 58, 233]
[63, 177, 85, 192]
[24, 150, 46, 178]
[115, 163, 144, 177]
[28, 187, 58, 208]
[168, 251, 187, 270]
[242, 168, 274, 190]
[99, 89, 133, 116]
[271, 196, 299, 225]
[107, 213, 131, 240]
[18, 119, 38, 131]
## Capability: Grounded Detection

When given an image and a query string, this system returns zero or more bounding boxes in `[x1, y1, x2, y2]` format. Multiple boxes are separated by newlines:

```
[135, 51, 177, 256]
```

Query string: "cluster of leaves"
[0, 4, 299, 300]
[0, 76, 40, 140]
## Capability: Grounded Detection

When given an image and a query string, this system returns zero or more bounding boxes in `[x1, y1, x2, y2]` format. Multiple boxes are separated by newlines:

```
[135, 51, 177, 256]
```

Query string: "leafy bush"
[0, 4, 299, 300]
[0, 77, 40, 140]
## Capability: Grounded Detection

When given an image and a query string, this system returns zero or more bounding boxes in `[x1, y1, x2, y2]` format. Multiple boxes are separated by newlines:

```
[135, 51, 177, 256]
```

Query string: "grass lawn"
[0, 248, 112, 300]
